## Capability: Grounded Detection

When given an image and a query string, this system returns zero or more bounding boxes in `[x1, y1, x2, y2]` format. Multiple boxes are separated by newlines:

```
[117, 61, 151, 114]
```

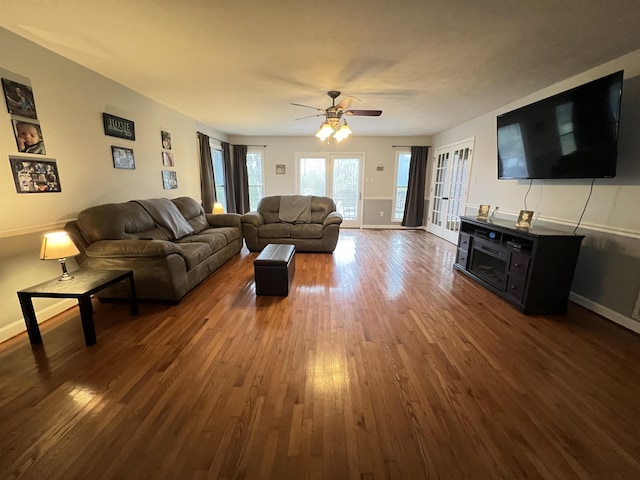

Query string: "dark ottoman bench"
[254, 244, 296, 296]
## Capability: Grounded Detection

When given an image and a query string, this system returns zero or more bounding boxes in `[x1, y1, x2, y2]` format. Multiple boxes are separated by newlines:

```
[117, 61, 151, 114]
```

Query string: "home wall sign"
[103, 113, 135, 141]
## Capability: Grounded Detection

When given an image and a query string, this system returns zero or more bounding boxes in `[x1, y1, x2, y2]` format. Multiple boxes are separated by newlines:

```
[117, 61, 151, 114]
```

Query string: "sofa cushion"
[257, 196, 281, 224]
[259, 223, 291, 238]
[133, 199, 194, 240]
[198, 226, 241, 244]
[174, 242, 212, 270]
[172, 196, 209, 233]
[176, 231, 228, 252]
[77, 202, 168, 243]
[291, 223, 323, 239]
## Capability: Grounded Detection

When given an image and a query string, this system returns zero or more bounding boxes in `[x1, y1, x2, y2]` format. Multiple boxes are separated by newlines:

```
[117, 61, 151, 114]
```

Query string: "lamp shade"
[212, 202, 225, 214]
[315, 122, 334, 141]
[40, 231, 80, 260]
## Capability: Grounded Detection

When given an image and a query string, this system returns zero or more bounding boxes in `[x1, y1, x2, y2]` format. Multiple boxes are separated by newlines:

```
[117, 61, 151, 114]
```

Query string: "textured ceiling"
[2, 0, 640, 137]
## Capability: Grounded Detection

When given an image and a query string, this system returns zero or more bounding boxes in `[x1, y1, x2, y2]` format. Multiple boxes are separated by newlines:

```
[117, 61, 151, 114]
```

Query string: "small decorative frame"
[161, 130, 172, 150]
[162, 170, 178, 189]
[103, 113, 135, 140]
[2, 78, 38, 119]
[111, 146, 135, 169]
[516, 210, 534, 229]
[9, 156, 61, 193]
[275, 164, 285, 175]
[162, 151, 174, 166]
[477, 204, 490, 220]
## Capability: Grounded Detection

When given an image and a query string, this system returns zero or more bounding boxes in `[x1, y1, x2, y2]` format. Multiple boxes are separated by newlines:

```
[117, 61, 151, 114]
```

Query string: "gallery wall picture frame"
[2, 78, 38, 119]
[9, 156, 61, 193]
[162, 151, 174, 166]
[111, 146, 135, 169]
[275, 164, 285, 175]
[162, 170, 178, 190]
[103, 113, 135, 140]
[12, 118, 46, 155]
[161, 130, 172, 150]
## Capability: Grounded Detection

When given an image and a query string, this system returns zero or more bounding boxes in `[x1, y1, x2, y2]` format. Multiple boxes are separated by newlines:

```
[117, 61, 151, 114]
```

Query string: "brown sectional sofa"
[65, 196, 242, 302]
[241, 195, 343, 252]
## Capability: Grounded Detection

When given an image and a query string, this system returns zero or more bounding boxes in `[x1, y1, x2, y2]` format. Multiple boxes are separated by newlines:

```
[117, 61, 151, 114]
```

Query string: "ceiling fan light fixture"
[333, 121, 352, 142]
[316, 121, 334, 141]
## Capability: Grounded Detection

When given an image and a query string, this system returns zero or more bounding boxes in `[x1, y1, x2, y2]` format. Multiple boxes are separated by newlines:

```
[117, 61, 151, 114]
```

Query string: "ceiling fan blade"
[294, 113, 324, 121]
[344, 109, 383, 117]
[336, 95, 360, 111]
[290, 102, 325, 111]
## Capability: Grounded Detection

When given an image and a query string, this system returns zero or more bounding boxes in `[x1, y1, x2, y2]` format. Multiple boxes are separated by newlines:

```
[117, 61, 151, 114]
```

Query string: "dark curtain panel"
[233, 144, 250, 214]
[402, 146, 430, 227]
[221, 142, 236, 213]
[198, 132, 216, 213]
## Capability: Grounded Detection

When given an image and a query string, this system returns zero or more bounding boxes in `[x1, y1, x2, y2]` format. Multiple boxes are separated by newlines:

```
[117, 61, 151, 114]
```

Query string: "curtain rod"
[198, 132, 266, 147]
[392, 145, 431, 148]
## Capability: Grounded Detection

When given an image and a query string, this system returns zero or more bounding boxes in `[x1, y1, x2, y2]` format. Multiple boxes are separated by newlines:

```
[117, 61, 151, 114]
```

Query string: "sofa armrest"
[240, 211, 264, 227]
[324, 212, 343, 227]
[85, 239, 181, 258]
[205, 212, 242, 229]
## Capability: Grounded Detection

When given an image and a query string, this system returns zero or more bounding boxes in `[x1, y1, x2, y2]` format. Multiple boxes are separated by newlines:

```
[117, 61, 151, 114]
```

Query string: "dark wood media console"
[453, 216, 585, 314]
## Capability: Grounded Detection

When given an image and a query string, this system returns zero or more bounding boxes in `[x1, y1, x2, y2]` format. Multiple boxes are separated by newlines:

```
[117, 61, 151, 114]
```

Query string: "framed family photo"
[2, 78, 37, 119]
[477, 204, 490, 220]
[516, 210, 534, 229]
[111, 146, 135, 169]
[161, 130, 172, 149]
[162, 170, 178, 189]
[12, 119, 46, 155]
[162, 151, 174, 166]
[9, 156, 61, 193]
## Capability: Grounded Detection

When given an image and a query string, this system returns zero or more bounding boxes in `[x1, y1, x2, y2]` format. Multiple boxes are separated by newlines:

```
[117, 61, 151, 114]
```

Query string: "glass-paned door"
[427, 138, 474, 244]
[297, 153, 363, 228]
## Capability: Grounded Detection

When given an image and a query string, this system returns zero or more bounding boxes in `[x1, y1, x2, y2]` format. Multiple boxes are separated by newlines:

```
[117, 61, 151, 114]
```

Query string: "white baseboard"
[570, 292, 640, 335]
[0, 299, 77, 344]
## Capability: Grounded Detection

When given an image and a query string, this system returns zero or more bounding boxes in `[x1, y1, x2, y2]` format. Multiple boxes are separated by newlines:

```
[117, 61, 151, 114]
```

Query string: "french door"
[296, 153, 363, 228]
[427, 138, 474, 244]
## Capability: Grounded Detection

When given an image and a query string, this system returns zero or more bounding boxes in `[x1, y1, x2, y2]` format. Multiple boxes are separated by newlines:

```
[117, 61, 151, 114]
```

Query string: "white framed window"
[209, 140, 226, 211]
[247, 149, 264, 211]
[393, 150, 411, 221]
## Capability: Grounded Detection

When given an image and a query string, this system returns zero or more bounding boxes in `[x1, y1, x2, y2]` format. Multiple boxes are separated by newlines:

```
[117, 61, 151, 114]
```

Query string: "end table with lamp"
[17, 231, 138, 347]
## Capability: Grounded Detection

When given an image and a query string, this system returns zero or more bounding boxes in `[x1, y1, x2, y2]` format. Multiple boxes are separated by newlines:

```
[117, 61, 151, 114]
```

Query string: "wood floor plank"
[1, 229, 640, 479]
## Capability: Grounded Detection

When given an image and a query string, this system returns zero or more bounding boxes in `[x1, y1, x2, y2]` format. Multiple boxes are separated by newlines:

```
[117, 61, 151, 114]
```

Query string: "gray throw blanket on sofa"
[278, 195, 311, 223]
[133, 198, 194, 240]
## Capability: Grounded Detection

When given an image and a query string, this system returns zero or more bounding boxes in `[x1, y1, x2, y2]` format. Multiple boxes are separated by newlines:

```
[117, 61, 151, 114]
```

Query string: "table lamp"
[212, 202, 224, 214]
[40, 231, 80, 281]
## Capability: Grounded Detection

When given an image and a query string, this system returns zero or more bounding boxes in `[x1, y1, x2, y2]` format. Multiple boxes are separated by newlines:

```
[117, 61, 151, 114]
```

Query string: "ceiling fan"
[291, 91, 382, 141]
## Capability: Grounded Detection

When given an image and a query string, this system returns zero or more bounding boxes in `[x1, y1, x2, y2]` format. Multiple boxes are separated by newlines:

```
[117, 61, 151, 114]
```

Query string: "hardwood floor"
[1, 229, 639, 479]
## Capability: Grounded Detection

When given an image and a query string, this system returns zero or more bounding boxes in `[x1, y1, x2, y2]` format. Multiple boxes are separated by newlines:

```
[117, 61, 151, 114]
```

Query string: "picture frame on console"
[516, 210, 534, 230]
[477, 204, 490, 220]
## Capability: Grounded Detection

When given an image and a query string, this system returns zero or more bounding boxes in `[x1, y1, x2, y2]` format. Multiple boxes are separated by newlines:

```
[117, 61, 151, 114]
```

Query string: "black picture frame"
[9, 156, 62, 193]
[111, 146, 135, 169]
[2, 78, 38, 119]
[162, 170, 178, 189]
[103, 113, 135, 140]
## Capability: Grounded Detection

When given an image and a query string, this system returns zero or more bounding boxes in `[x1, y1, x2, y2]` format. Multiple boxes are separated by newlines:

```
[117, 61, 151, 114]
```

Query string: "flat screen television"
[497, 70, 623, 179]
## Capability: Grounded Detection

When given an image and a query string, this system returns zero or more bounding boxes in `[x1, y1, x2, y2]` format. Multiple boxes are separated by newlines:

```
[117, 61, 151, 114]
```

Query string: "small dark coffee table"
[17, 269, 138, 347]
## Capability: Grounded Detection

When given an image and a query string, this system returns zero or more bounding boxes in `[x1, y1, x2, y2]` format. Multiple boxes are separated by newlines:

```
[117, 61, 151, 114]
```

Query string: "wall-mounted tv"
[497, 70, 623, 180]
